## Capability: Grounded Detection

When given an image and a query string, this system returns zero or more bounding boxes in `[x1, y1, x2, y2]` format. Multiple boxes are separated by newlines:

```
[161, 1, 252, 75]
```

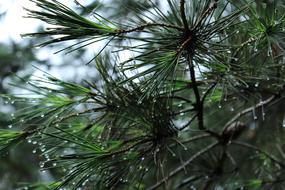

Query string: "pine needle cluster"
[2, 0, 285, 189]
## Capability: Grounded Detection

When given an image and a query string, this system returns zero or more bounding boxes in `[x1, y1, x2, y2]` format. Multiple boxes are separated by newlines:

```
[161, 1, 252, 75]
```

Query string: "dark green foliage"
[2, 0, 285, 189]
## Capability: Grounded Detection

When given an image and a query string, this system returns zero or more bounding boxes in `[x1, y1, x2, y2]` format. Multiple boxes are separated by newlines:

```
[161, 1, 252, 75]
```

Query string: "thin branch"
[187, 55, 204, 130]
[180, 0, 189, 31]
[115, 23, 183, 34]
[175, 175, 204, 188]
[160, 95, 192, 103]
[53, 106, 107, 124]
[223, 95, 277, 129]
[146, 142, 219, 190]
[193, 0, 219, 30]
[177, 35, 192, 53]
[179, 113, 198, 130]
[172, 108, 195, 117]
[181, 134, 212, 144]
[103, 138, 150, 158]
[201, 82, 217, 103]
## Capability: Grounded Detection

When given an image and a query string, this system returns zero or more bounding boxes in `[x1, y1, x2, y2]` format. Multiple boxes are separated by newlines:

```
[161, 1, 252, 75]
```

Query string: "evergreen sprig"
[3, 0, 285, 189]
[22, 0, 117, 47]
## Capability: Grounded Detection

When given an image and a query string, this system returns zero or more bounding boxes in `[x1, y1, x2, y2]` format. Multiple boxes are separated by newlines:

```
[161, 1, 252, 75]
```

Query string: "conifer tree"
[2, 0, 285, 189]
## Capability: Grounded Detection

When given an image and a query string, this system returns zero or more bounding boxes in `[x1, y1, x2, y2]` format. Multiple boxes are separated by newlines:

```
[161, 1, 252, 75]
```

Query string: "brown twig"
[115, 23, 183, 34]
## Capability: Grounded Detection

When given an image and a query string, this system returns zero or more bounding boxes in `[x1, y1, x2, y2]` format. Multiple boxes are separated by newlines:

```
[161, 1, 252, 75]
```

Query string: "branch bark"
[180, 0, 189, 31]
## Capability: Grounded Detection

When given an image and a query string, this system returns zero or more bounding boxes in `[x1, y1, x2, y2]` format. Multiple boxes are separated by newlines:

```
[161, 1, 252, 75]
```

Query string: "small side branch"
[223, 95, 277, 129]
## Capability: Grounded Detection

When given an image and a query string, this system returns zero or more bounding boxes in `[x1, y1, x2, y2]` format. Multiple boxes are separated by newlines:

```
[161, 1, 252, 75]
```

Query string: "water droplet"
[139, 166, 143, 170]
[41, 114, 45, 118]
[267, 49, 272, 57]
[44, 153, 49, 159]
[230, 107, 234, 112]
[40, 162, 45, 168]
[32, 149, 37, 154]
[32, 141, 37, 145]
[53, 163, 57, 167]
[11, 113, 15, 117]
[41, 147, 46, 152]
[260, 103, 265, 121]
[27, 139, 32, 143]
[141, 157, 145, 161]
[253, 109, 257, 120]
[255, 82, 259, 87]
[178, 103, 183, 107]
[8, 125, 12, 129]
[282, 114, 285, 128]
[218, 105, 222, 109]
